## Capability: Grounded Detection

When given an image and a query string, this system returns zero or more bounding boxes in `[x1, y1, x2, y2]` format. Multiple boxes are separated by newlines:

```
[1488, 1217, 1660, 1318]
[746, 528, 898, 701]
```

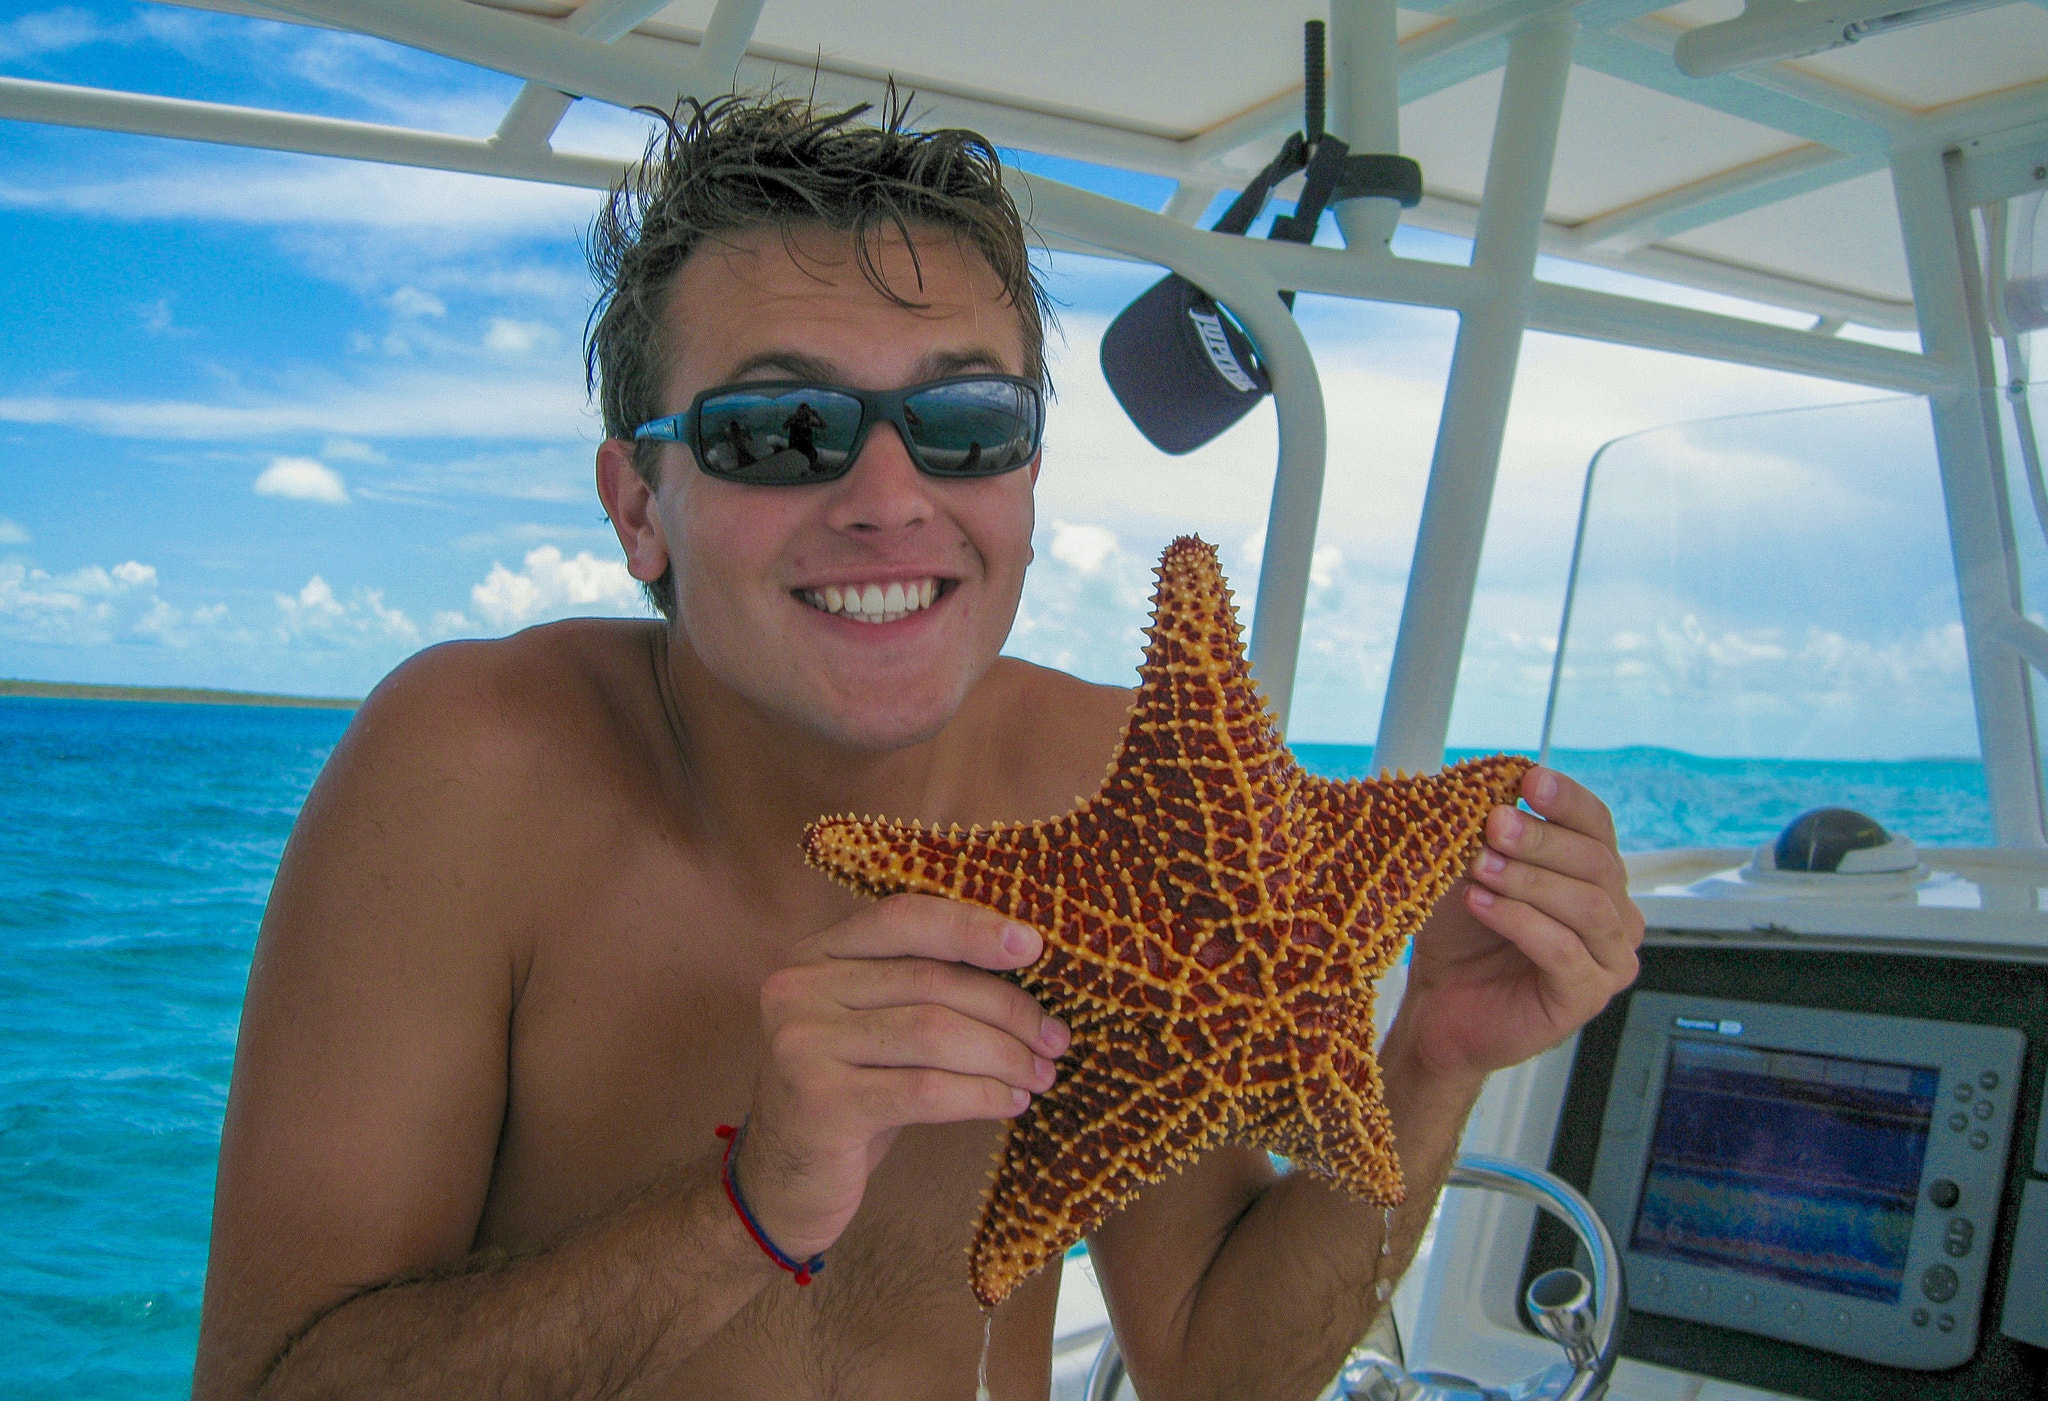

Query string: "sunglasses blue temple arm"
[633, 414, 690, 441]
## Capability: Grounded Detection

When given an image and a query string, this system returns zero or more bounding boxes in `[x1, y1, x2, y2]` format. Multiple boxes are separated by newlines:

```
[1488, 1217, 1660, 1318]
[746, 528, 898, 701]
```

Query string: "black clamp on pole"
[1095, 19, 1425, 454]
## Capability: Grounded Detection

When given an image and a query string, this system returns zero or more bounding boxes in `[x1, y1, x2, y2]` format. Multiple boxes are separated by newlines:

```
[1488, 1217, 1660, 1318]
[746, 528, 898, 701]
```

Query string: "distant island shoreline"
[1, 679, 359, 710]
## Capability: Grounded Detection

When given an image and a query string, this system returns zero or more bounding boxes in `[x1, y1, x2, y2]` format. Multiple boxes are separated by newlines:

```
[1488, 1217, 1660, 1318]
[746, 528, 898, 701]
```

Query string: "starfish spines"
[803, 539, 1531, 1303]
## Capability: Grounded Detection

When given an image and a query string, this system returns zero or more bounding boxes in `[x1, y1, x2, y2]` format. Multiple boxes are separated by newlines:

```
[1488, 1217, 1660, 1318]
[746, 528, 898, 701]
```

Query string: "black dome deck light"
[1099, 20, 1423, 455]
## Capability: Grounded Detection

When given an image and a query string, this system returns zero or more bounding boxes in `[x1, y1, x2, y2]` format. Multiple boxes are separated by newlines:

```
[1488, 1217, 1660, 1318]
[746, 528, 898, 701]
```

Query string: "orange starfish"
[804, 537, 1529, 1305]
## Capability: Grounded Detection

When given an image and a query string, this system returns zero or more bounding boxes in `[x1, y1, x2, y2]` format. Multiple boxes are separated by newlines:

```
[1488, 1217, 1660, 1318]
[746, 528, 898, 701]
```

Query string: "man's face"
[636, 224, 1038, 752]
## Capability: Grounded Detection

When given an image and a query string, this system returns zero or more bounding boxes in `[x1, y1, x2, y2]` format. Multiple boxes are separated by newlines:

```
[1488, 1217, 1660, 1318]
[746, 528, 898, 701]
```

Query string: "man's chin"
[796, 702, 958, 755]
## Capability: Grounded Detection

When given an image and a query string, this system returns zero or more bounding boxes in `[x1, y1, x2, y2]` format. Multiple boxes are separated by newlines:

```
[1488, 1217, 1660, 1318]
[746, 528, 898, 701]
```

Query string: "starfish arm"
[1237, 1001, 1404, 1205]
[1297, 755, 1532, 980]
[969, 1017, 1241, 1306]
[805, 812, 1223, 1028]
[803, 813, 1044, 916]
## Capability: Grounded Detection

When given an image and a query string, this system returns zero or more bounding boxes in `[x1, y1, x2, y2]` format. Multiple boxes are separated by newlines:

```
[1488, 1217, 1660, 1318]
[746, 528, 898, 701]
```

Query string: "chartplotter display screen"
[1629, 1039, 1939, 1303]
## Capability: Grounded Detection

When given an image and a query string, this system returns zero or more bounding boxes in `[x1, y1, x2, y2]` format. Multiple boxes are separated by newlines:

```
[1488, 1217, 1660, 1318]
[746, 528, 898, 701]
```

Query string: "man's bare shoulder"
[296, 618, 678, 892]
[342, 618, 668, 790]
[972, 656, 1133, 820]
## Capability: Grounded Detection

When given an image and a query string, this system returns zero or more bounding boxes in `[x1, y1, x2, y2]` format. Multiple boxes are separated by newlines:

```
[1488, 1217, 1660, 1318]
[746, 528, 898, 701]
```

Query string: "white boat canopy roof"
[9, 0, 2046, 328]
[7, 0, 2048, 839]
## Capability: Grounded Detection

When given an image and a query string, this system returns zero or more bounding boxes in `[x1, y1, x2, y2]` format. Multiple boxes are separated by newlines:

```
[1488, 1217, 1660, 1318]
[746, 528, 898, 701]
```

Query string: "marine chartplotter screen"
[1629, 1039, 1938, 1302]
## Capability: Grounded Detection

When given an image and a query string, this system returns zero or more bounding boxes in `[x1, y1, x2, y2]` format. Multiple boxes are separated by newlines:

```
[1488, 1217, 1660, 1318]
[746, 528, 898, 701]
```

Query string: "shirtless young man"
[193, 98, 1644, 1401]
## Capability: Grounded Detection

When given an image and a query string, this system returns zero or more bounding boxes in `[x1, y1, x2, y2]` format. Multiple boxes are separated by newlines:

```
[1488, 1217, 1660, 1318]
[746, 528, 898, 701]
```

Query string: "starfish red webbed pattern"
[804, 536, 1529, 1306]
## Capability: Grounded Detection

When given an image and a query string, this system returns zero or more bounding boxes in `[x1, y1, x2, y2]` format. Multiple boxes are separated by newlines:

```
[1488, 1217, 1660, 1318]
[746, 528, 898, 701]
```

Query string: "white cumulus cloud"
[0, 7, 110, 61]
[1310, 545, 1343, 589]
[389, 286, 446, 318]
[470, 546, 644, 630]
[0, 556, 224, 648]
[254, 456, 350, 504]
[484, 318, 547, 353]
[1049, 520, 1119, 574]
[275, 576, 419, 648]
[0, 517, 29, 545]
[321, 436, 386, 464]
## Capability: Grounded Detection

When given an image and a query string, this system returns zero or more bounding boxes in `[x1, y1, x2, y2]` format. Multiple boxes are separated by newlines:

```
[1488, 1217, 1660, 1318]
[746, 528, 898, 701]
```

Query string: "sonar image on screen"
[1630, 1039, 1937, 1302]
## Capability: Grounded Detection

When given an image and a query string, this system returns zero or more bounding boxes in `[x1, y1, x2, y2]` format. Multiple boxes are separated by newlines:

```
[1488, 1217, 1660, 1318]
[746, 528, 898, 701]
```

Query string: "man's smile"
[796, 576, 952, 625]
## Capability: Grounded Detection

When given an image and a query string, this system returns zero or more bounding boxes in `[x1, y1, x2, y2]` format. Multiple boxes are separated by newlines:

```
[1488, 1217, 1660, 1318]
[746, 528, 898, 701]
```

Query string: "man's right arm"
[191, 646, 798, 1399]
[193, 644, 1064, 1400]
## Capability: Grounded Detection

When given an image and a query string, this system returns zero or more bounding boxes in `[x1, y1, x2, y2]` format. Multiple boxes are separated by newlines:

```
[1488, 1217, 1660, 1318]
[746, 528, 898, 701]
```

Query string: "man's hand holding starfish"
[1397, 763, 1645, 1088]
[734, 896, 1071, 1266]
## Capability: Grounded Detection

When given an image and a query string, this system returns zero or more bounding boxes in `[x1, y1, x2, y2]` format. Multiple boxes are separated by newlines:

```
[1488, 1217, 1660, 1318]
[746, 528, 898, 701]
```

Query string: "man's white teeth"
[802, 577, 941, 624]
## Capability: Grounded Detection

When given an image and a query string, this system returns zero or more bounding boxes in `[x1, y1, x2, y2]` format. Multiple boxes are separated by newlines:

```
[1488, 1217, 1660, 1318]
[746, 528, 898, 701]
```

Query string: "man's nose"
[825, 421, 933, 534]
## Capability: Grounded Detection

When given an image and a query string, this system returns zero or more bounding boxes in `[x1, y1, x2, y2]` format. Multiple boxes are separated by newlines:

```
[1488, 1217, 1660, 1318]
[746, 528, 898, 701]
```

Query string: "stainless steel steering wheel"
[1082, 1154, 1625, 1401]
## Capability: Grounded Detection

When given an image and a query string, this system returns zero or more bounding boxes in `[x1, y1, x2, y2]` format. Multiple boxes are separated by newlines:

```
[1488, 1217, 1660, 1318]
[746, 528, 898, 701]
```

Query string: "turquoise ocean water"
[0, 697, 1997, 1395]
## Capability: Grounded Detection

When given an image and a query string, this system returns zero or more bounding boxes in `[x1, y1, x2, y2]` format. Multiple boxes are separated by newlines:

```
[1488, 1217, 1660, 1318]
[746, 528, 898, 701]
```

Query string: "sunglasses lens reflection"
[697, 389, 864, 483]
[903, 381, 1040, 476]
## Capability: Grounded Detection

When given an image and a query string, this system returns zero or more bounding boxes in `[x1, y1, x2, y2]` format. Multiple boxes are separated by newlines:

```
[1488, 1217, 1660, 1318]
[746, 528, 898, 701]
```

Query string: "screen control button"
[1929, 1179, 1961, 1210]
[1954, 1082, 1974, 1101]
[1832, 1308, 1851, 1332]
[1971, 1129, 1991, 1150]
[1785, 1301, 1805, 1323]
[1974, 1098, 1994, 1120]
[1922, 1265, 1960, 1303]
[1738, 1290, 1757, 1313]
[1945, 1217, 1975, 1257]
[1980, 1070, 1999, 1090]
[1692, 1282, 1711, 1305]
[1912, 1307, 1930, 1327]
[1647, 1271, 1667, 1297]
[1938, 1313, 1956, 1333]
[1949, 1111, 1970, 1132]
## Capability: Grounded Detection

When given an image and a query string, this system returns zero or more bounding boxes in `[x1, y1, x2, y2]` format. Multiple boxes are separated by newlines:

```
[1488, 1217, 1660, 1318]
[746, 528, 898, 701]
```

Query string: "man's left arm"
[1088, 767, 1644, 1401]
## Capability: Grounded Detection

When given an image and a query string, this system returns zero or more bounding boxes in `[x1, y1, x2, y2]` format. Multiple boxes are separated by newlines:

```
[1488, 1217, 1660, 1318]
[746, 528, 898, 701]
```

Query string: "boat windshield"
[1540, 388, 2048, 851]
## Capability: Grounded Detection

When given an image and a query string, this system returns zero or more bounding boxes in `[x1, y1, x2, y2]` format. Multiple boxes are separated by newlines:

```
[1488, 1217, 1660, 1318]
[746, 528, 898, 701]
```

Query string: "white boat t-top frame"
[7, 1, 2046, 840]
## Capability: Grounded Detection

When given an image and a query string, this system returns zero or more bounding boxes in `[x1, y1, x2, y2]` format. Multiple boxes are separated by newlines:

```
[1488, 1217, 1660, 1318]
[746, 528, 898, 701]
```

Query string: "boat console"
[1399, 855, 2048, 1401]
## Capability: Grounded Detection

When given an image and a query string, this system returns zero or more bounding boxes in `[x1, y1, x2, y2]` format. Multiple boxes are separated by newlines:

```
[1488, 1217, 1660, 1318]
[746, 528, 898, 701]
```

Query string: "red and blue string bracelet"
[715, 1121, 826, 1285]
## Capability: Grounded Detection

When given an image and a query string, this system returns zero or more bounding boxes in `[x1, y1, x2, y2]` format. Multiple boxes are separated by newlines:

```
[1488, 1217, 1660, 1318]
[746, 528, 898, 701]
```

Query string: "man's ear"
[596, 441, 672, 585]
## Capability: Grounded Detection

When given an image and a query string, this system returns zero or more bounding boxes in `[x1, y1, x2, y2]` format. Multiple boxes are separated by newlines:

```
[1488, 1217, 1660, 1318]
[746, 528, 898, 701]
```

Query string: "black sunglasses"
[634, 374, 1045, 486]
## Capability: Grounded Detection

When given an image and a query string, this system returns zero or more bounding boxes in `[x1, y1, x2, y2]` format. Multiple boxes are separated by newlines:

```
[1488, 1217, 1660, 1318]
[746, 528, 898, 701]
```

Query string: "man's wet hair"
[586, 91, 1053, 618]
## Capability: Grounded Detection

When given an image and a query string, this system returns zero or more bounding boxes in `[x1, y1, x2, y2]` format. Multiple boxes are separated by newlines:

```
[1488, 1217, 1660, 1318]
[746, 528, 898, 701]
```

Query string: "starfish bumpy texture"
[804, 537, 1529, 1305]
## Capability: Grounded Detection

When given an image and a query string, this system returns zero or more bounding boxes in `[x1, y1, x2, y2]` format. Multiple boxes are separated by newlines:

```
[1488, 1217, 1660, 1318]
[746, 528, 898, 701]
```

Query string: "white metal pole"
[1373, 13, 1576, 775]
[1003, 173, 1329, 731]
[1327, 0, 1403, 252]
[1245, 343, 1333, 736]
[1891, 144, 2047, 846]
[1005, 172, 1328, 735]
[492, 0, 687, 154]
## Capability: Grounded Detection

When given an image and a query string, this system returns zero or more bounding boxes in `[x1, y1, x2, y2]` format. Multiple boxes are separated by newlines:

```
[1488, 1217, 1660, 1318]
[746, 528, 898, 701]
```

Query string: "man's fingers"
[1482, 805, 1629, 903]
[1519, 765, 1618, 849]
[838, 1003, 1059, 1092]
[1468, 857, 1641, 980]
[828, 956, 1069, 1058]
[804, 893, 1042, 971]
[1465, 884, 1634, 1014]
[848, 1066, 1033, 1127]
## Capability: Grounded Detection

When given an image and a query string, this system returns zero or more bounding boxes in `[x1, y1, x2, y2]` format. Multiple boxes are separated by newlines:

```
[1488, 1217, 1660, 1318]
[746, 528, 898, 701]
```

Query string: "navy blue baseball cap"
[1099, 275, 1271, 456]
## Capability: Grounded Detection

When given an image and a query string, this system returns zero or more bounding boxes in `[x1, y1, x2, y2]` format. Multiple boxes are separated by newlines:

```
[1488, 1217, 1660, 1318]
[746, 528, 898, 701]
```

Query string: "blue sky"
[0, 1, 1997, 757]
